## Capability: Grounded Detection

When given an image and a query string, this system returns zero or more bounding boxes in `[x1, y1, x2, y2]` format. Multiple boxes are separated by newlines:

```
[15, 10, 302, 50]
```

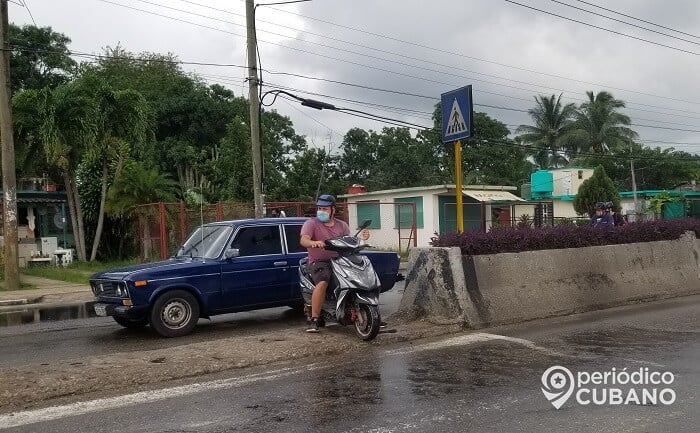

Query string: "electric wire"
[572, 0, 700, 40]
[99, 0, 700, 119]
[503, 0, 700, 56]
[550, 0, 700, 46]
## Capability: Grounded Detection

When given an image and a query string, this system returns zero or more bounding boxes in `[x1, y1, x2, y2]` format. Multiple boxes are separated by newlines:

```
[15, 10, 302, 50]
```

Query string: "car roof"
[206, 217, 309, 226]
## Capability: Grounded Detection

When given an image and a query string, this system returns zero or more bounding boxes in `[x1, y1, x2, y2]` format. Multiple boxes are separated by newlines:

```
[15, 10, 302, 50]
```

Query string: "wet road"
[1, 294, 697, 433]
[0, 283, 405, 367]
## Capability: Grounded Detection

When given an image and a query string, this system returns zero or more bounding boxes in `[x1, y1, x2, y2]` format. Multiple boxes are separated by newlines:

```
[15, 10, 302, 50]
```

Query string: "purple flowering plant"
[433, 218, 700, 256]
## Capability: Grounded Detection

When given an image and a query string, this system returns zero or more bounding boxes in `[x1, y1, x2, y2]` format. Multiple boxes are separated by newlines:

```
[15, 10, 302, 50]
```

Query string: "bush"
[433, 218, 700, 255]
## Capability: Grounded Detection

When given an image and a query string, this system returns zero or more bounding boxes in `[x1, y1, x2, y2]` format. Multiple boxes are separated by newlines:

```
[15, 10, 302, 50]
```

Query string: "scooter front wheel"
[354, 303, 380, 341]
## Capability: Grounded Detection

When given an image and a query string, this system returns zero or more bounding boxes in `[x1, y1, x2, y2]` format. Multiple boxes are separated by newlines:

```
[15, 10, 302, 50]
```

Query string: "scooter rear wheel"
[354, 303, 380, 341]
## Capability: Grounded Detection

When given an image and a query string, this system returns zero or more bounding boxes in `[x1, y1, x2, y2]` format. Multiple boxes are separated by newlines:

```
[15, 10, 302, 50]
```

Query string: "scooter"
[299, 220, 382, 341]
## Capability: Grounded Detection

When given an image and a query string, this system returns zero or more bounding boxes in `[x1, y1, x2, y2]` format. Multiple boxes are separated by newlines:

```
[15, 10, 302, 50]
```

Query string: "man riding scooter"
[299, 194, 371, 333]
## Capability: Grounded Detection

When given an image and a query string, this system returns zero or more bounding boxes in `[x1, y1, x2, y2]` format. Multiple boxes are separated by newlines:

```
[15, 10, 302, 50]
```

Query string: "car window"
[231, 225, 283, 257]
[284, 224, 305, 253]
[177, 225, 233, 259]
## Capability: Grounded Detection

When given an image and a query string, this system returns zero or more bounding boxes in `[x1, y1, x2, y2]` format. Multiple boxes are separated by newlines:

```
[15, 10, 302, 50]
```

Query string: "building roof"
[340, 184, 517, 199]
[619, 190, 700, 198]
[464, 190, 525, 202]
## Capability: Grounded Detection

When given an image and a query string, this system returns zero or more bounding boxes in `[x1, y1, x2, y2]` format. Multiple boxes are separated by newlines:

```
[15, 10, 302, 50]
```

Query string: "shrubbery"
[433, 218, 700, 256]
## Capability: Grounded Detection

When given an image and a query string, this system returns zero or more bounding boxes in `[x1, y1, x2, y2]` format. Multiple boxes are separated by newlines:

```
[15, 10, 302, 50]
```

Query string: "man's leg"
[311, 280, 328, 318]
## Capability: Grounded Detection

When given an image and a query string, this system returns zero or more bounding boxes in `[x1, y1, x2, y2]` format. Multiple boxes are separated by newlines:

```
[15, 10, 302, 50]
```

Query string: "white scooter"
[298, 220, 381, 341]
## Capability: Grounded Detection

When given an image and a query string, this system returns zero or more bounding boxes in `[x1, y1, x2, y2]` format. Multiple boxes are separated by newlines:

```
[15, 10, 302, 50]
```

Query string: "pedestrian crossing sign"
[441, 85, 473, 143]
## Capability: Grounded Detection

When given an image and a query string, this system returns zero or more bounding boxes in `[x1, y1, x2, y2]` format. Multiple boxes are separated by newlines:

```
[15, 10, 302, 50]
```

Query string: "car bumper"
[93, 302, 149, 320]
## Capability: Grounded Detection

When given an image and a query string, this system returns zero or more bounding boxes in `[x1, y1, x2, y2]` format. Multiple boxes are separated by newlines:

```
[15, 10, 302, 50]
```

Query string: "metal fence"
[133, 200, 417, 260]
[442, 200, 556, 231]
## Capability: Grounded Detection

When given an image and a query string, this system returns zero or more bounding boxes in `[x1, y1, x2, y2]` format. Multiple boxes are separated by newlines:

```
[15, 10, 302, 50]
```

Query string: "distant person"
[589, 202, 613, 227]
[270, 208, 286, 218]
[610, 204, 626, 227]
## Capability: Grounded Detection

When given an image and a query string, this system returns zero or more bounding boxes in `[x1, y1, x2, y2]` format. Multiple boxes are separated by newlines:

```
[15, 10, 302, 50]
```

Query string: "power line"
[573, 0, 700, 40]
[503, 0, 700, 56]
[550, 0, 700, 47]
[92, 0, 700, 128]
[105, 0, 700, 117]
[258, 2, 700, 107]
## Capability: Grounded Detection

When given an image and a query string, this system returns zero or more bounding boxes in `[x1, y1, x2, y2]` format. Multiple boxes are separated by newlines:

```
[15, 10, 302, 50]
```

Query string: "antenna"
[315, 132, 332, 200]
[199, 187, 205, 262]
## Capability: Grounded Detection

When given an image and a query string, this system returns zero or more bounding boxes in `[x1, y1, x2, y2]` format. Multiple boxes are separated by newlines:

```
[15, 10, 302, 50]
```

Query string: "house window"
[394, 196, 424, 228]
[357, 201, 381, 229]
[578, 170, 583, 179]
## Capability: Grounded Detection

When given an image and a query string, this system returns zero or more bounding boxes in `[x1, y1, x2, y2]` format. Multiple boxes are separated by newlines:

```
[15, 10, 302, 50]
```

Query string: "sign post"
[441, 85, 473, 232]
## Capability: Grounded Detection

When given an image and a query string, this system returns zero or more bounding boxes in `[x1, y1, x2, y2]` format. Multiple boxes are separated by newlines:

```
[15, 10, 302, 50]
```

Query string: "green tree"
[12, 83, 94, 260]
[9, 24, 76, 92]
[73, 75, 152, 261]
[106, 160, 179, 260]
[80, 47, 247, 195]
[573, 165, 620, 216]
[575, 143, 700, 191]
[564, 91, 638, 155]
[516, 93, 576, 168]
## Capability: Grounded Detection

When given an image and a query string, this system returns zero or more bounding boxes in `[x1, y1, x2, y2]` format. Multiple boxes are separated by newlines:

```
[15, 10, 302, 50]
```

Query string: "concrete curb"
[398, 232, 700, 328]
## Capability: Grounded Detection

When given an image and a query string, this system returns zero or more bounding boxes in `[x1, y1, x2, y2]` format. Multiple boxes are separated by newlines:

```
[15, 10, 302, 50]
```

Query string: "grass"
[17, 258, 140, 285]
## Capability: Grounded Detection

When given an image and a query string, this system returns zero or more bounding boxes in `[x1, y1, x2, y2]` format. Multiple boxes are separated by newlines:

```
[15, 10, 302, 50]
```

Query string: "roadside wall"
[397, 231, 700, 328]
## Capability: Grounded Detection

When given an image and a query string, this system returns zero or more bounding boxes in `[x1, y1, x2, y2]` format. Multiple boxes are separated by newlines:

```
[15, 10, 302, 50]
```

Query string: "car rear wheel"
[113, 316, 148, 329]
[149, 290, 200, 338]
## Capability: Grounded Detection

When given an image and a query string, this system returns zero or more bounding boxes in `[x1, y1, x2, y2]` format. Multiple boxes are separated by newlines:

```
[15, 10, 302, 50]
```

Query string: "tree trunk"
[89, 158, 109, 261]
[73, 176, 88, 261]
[62, 172, 85, 261]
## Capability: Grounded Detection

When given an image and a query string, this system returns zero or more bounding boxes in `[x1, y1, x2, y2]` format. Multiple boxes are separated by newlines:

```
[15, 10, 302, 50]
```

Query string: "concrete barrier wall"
[397, 231, 700, 328]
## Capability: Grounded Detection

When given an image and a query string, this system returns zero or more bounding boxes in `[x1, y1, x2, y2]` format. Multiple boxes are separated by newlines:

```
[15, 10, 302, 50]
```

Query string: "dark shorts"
[310, 261, 333, 285]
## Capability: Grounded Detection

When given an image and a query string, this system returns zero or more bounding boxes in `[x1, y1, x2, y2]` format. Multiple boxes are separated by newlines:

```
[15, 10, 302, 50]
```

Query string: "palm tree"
[83, 79, 151, 261]
[12, 83, 96, 261]
[516, 94, 576, 169]
[564, 91, 638, 155]
[106, 161, 179, 261]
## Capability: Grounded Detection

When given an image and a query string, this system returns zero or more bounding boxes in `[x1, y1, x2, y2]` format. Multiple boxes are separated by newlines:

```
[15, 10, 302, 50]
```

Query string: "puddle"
[0, 302, 98, 327]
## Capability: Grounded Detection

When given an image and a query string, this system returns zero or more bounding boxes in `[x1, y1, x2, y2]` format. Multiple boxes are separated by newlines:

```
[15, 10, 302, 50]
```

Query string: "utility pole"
[0, 0, 20, 290]
[246, 0, 264, 218]
[630, 157, 638, 221]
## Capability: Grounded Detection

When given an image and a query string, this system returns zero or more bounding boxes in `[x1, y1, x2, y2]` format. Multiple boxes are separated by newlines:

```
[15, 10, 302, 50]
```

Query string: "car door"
[282, 223, 308, 296]
[219, 224, 292, 310]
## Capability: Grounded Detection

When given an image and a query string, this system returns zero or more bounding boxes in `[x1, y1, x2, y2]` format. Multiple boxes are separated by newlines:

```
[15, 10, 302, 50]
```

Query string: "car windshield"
[176, 225, 233, 259]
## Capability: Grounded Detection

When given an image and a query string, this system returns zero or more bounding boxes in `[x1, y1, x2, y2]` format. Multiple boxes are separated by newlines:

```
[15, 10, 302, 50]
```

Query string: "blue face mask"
[316, 210, 330, 223]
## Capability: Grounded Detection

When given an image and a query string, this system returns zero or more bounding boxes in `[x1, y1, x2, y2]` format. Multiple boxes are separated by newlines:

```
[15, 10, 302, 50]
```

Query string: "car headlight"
[115, 284, 129, 298]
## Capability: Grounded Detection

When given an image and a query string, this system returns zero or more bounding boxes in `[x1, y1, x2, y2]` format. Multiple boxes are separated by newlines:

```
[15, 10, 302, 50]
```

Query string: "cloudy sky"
[10, 0, 700, 155]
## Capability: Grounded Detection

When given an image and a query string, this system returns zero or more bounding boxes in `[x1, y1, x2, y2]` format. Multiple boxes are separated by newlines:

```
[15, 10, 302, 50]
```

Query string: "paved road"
[0, 283, 405, 366]
[1, 294, 697, 432]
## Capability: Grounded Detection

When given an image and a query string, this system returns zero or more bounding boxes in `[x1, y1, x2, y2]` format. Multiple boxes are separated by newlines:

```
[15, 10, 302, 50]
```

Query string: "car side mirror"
[225, 248, 240, 259]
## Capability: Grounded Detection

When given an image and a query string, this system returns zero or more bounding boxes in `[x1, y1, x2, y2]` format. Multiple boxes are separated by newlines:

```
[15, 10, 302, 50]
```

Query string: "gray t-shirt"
[300, 217, 350, 263]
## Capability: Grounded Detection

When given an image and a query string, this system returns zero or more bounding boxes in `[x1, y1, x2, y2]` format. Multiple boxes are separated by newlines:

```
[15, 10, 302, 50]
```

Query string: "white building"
[340, 184, 524, 250]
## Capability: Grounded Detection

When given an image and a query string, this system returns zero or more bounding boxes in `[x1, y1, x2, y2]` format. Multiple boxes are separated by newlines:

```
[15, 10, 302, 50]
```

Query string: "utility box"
[39, 237, 58, 256]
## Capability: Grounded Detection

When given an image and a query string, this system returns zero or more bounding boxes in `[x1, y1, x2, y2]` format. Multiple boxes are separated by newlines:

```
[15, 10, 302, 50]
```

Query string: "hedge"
[433, 218, 700, 256]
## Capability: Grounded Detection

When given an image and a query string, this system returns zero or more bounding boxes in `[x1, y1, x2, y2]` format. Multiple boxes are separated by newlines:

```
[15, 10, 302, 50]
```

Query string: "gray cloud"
[10, 0, 700, 153]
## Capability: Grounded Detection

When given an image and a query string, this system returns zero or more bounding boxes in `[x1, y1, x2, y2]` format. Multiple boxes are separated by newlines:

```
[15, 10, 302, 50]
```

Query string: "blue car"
[90, 218, 401, 337]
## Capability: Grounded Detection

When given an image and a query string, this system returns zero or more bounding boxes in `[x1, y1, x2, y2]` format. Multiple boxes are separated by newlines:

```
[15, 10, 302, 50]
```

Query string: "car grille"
[92, 280, 124, 297]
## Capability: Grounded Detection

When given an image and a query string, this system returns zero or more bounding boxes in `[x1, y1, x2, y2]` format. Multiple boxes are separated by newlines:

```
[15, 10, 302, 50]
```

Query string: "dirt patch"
[0, 319, 463, 411]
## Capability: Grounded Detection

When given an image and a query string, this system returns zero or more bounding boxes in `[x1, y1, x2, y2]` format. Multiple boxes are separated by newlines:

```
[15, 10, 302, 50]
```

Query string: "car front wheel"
[149, 290, 200, 338]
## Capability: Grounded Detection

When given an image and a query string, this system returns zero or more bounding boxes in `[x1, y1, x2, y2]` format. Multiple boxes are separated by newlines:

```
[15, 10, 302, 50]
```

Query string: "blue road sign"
[441, 85, 473, 143]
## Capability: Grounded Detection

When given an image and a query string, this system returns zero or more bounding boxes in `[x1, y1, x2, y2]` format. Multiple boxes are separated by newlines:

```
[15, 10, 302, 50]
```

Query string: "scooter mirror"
[359, 219, 372, 229]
